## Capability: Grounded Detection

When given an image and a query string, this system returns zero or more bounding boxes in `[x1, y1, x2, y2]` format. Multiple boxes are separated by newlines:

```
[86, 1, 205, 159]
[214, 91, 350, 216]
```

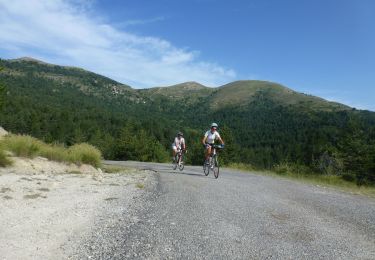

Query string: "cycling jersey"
[173, 137, 185, 149]
[204, 130, 221, 144]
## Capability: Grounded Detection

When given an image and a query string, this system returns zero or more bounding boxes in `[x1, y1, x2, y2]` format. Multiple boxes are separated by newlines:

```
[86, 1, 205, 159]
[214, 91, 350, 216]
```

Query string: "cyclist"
[172, 132, 186, 161]
[202, 123, 224, 164]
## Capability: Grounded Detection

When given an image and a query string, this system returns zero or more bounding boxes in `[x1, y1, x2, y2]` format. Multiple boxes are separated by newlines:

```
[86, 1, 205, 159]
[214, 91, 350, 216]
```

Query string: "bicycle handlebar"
[205, 144, 225, 149]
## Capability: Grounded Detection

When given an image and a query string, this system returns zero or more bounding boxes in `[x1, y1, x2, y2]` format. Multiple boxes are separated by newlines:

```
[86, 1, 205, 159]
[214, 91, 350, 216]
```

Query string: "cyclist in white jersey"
[172, 132, 186, 160]
[202, 123, 224, 163]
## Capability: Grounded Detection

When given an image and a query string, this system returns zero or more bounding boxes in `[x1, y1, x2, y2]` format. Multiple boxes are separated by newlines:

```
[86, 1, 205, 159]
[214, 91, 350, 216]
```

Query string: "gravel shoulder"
[0, 160, 149, 260]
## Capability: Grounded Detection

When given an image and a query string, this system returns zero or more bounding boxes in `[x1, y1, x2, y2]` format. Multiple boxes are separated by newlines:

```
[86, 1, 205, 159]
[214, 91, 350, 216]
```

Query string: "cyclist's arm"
[217, 135, 224, 145]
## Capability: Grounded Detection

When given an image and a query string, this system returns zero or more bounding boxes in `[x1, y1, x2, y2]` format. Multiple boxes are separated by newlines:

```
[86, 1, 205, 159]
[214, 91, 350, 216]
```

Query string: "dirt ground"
[0, 158, 148, 260]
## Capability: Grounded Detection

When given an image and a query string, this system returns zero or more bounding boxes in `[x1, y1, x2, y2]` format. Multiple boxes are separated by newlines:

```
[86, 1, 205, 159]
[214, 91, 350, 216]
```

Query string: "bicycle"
[203, 144, 224, 179]
[172, 148, 185, 171]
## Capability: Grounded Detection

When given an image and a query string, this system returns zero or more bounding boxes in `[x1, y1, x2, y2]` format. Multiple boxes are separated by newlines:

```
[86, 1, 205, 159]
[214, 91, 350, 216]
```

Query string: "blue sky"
[0, 0, 374, 111]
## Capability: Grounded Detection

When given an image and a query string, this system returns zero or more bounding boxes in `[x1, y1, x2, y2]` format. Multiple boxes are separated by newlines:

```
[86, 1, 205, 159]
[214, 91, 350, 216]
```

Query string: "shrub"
[0, 148, 12, 167]
[273, 162, 290, 175]
[39, 143, 69, 162]
[1, 135, 43, 158]
[342, 173, 356, 182]
[1, 134, 102, 168]
[67, 143, 102, 168]
[313, 151, 344, 175]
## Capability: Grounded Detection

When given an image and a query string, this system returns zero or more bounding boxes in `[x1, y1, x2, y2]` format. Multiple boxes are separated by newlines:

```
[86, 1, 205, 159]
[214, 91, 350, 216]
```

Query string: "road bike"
[172, 148, 185, 171]
[203, 144, 224, 179]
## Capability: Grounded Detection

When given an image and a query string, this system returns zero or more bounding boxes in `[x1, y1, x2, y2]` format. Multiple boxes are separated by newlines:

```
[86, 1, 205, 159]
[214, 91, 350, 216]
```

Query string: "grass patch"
[39, 143, 69, 162]
[272, 171, 375, 197]
[1, 134, 102, 168]
[102, 164, 138, 174]
[67, 143, 102, 168]
[228, 162, 375, 198]
[102, 165, 126, 173]
[1, 135, 42, 158]
[226, 162, 256, 171]
[0, 147, 13, 167]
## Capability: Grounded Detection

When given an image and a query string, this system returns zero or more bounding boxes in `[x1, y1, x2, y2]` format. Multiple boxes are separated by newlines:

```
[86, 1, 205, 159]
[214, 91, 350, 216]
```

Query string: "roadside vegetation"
[0, 134, 102, 168]
[102, 165, 136, 174]
[0, 148, 12, 167]
[227, 162, 375, 197]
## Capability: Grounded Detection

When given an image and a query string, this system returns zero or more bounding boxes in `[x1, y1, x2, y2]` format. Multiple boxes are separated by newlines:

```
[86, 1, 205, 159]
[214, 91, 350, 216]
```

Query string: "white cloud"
[0, 0, 236, 87]
[119, 16, 166, 27]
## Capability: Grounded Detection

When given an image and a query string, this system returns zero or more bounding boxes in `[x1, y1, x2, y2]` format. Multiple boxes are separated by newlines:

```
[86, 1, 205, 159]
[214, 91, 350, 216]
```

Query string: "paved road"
[91, 161, 375, 259]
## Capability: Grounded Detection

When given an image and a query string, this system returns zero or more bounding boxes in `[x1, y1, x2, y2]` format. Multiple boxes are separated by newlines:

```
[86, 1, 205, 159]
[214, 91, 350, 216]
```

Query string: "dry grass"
[0, 148, 12, 167]
[1, 134, 102, 168]
[67, 143, 102, 168]
[102, 164, 139, 174]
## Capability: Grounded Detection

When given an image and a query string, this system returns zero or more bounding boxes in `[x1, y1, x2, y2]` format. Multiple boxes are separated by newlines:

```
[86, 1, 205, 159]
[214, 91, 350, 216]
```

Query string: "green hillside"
[210, 80, 349, 111]
[0, 57, 374, 185]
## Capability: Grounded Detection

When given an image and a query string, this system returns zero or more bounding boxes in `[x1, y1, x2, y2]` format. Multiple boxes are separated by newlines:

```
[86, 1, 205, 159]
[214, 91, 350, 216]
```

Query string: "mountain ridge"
[1, 57, 353, 111]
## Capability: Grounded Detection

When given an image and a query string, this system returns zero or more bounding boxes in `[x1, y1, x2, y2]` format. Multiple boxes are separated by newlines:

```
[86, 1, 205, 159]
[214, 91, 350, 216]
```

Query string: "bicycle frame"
[176, 149, 183, 163]
[173, 148, 185, 171]
[208, 146, 218, 165]
[203, 144, 223, 178]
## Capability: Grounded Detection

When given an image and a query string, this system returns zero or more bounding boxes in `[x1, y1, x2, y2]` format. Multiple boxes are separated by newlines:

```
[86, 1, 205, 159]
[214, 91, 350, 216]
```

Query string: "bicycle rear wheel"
[213, 156, 219, 179]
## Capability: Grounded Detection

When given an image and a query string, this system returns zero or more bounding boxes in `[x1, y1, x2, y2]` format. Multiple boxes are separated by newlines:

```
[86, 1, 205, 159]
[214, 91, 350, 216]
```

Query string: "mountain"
[211, 80, 349, 111]
[1, 58, 350, 112]
[0, 57, 374, 185]
[141, 79, 349, 111]
[6, 56, 137, 98]
[140, 81, 213, 105]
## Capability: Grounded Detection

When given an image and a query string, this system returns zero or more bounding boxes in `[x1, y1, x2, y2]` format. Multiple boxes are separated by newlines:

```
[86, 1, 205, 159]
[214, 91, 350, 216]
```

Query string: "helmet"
[177, 131, 183, 136]
[211, 123, 218, 128]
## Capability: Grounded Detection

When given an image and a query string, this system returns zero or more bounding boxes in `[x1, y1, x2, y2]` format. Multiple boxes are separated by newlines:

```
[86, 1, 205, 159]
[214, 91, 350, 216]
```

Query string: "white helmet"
[211, 123, 218, 128]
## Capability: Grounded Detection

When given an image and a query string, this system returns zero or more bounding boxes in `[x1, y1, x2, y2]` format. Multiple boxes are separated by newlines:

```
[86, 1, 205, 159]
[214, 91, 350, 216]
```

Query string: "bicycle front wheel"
[172, 156, 178, 170]
[203, 160, 209, 176]
[213, 156, 219, 179]
[178, 156, 184, 171]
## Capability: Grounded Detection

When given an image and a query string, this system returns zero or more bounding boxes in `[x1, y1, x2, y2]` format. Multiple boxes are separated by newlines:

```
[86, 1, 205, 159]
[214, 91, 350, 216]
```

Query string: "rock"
[0, 126, 8, 139]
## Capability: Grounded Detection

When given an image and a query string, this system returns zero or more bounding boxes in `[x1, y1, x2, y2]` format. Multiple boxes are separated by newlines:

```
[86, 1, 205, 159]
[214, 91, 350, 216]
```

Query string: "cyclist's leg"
[205, 145, 211, 162]
[172, 146, 177, 160]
